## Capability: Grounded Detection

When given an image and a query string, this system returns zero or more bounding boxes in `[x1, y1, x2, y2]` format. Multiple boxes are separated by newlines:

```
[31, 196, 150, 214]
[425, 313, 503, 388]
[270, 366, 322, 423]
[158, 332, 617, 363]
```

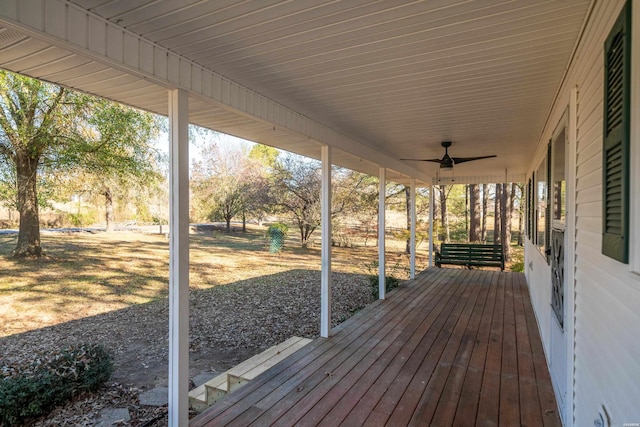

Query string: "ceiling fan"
[401, 141, 497, 170]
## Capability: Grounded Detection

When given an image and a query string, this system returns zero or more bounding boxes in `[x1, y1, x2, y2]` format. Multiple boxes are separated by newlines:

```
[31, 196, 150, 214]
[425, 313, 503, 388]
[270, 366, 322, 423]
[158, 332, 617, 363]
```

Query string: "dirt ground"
[1, 227, 421, 425]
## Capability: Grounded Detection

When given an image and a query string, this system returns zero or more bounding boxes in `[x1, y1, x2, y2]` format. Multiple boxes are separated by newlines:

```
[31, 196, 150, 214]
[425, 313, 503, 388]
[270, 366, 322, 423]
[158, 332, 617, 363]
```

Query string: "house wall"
[525, 0, 640, 426]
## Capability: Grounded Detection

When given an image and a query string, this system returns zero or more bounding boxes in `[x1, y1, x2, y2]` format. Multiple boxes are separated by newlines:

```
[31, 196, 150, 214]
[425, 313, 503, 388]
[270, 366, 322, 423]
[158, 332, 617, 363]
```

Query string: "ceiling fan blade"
[451, 155, 497, 164]
[399, 158, 443, 163]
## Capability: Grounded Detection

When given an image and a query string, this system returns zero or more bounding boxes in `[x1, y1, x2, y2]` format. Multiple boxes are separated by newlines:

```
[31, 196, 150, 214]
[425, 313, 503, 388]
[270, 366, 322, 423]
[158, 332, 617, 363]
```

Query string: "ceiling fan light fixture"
[399, 140, 497, 169]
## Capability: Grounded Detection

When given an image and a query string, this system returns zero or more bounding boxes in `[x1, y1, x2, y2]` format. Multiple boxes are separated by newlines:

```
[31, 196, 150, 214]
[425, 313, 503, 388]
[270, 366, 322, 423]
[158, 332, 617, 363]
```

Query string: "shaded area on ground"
[0, 269, 375, 425]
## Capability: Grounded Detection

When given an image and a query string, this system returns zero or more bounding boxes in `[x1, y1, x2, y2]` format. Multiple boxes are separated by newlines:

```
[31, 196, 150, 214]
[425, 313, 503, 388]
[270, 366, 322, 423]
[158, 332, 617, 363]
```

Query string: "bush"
[509, 245, 525, 272]
[369, 274, 401, 299]
[363, 259, 404, 298]
[67, 211, 97, 228]
[0, 344, 113, 426]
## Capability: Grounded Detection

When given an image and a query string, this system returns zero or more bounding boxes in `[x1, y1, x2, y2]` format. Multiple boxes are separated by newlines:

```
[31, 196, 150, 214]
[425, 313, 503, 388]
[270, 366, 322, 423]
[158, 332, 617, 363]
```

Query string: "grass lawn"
[0, 225, 428, 338]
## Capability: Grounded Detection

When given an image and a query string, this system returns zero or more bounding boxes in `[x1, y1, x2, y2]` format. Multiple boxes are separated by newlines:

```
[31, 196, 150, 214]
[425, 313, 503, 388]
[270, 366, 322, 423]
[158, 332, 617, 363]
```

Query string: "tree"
[65, 100, 162, 232]
[481, 183, 489, 242]
[246, 144, 280, 226]
[248, 144, 279, 169]
[192, 143, 252, 232]
[271, 155, 321, 248]
[0, 72, 81, 257]
[438, 185, 451, 242]
[494, 184, 501, 244]
[469, 184, 481, 242]
[0, 71, 162, 256]
[332, 170, 379, 246]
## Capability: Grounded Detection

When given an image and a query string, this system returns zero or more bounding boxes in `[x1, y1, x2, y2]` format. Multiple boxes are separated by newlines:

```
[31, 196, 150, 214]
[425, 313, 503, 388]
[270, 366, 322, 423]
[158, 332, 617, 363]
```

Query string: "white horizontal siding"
[524, 239, 552, 357]
[526, 0, 640, 425]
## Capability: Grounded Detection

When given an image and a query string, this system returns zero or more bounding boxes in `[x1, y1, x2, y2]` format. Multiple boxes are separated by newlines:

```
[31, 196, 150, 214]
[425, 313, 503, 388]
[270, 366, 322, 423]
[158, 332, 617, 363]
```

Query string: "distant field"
[0, 225, 427, 337]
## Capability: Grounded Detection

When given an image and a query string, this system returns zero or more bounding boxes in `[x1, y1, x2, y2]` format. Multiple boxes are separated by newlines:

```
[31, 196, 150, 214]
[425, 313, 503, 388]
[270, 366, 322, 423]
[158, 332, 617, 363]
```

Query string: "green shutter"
[546, 143, 552, 262]
[527, 178, 533, 239]
[602, 1, 631, 263]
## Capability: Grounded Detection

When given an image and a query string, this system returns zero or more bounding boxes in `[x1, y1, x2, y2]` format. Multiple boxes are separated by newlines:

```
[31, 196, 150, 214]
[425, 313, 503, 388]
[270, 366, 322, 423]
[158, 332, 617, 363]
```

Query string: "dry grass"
[0, 225, 429, 338]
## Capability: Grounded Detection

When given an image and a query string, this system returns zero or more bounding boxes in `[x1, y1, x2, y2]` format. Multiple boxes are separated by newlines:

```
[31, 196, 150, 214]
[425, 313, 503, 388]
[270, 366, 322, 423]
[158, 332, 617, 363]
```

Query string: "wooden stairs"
[188, 336, 312, 413]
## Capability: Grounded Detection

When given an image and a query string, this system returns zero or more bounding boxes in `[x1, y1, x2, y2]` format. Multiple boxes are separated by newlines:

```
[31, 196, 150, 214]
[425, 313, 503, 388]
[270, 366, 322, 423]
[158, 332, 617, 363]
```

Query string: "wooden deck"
[191, 268, 561, 426]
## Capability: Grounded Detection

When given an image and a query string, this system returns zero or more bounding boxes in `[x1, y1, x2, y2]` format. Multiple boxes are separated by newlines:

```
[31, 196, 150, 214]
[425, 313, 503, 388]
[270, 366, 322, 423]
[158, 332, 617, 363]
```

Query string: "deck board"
[191, 268, 561, 427]
[430, 269, 492, 425]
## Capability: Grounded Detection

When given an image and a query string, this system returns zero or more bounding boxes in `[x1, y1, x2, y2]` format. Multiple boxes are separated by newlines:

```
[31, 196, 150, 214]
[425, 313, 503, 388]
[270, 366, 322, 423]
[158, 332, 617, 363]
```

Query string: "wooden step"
[227, 337, 312, 392]
[203, 373, 229, 406]
[188, 337, 312, 412]
[188, 384, 209, 413]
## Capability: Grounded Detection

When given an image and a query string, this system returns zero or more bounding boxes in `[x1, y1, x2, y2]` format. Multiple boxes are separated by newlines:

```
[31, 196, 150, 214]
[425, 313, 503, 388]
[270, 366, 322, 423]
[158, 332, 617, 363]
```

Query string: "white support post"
[320, 146, 332, 338]
[378, 168, 386, 299]
[429, 184, 434, 267]
[409, 178, 417, 279]
[168, 89, 189, 427]
[410, 178, 417, 279]
[564, 85, 578, 427]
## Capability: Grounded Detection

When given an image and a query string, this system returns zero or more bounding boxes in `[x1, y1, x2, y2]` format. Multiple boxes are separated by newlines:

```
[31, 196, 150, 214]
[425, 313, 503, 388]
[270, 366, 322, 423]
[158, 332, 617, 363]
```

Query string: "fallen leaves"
[0, 269, 373, 426]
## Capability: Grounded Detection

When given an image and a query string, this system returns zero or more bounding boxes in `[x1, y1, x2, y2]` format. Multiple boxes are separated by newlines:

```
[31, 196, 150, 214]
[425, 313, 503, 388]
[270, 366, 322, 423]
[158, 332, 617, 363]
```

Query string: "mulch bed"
[1, 270, 374, 426]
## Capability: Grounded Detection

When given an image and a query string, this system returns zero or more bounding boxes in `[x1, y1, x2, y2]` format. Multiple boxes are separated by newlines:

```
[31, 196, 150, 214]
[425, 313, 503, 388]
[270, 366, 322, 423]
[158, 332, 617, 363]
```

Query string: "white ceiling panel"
[0, 0, 594, 183]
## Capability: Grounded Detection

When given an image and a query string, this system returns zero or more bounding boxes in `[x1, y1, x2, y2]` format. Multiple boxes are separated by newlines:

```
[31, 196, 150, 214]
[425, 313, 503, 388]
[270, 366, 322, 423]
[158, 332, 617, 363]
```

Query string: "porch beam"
[320, 146, 332, 338]
[378, 168, 386, 299]
[410, 178, 416, 279]
[168, 88, 189, 426]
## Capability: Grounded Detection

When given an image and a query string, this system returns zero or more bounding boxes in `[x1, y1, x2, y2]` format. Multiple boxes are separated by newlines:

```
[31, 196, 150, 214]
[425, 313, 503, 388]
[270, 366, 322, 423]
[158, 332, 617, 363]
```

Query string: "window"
[602, 0, 631, 263]
[553, 127, 566, 224]
[550, 113, 567, 328]
[536, 155, 548, 257]
[527, 177, 533, 239]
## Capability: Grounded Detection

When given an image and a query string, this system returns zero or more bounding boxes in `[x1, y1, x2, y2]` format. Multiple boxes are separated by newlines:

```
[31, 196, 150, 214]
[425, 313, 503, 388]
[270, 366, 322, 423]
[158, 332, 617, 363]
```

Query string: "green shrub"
[0, 344, 113, 426]
[369, 274, 401, 299]
[509, 245, 525, 272]
[67, 211, 97, 228]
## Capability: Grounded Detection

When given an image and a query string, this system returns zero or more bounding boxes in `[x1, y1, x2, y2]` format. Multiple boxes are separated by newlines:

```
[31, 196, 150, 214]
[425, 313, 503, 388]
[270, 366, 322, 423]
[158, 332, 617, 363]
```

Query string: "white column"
[564, 85, 578, 427]
[320, 146, 332, 338]
[429, 184, 434, 267]
[168, 89, 189, 427]
[378, 168, 386, 299]
[410, 178, 416, 279]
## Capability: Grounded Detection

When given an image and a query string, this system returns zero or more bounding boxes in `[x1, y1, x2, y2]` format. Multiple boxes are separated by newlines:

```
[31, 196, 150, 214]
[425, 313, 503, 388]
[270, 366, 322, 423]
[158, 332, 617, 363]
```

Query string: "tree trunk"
[439, 185, 450, 242]
[14, 153, 42, 257]
[494, 184, 501, 244]
[104, 187, 115, 232]
[242, 210, 246, 232]
[300, 223, 315, 248]
[481, 184, 488, 243]
[405, 186, 411, 254]
[469, 184, 481, 242]
[225, 216, 232, 232]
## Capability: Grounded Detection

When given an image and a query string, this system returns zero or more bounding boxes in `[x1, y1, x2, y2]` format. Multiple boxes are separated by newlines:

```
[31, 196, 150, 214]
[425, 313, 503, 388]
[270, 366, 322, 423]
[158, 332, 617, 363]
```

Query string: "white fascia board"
[0, 0, 428, 183]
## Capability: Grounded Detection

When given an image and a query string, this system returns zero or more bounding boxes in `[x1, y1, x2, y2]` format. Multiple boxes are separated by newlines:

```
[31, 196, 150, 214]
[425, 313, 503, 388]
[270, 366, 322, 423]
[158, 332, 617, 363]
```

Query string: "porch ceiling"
[0, 0, 592, 184]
